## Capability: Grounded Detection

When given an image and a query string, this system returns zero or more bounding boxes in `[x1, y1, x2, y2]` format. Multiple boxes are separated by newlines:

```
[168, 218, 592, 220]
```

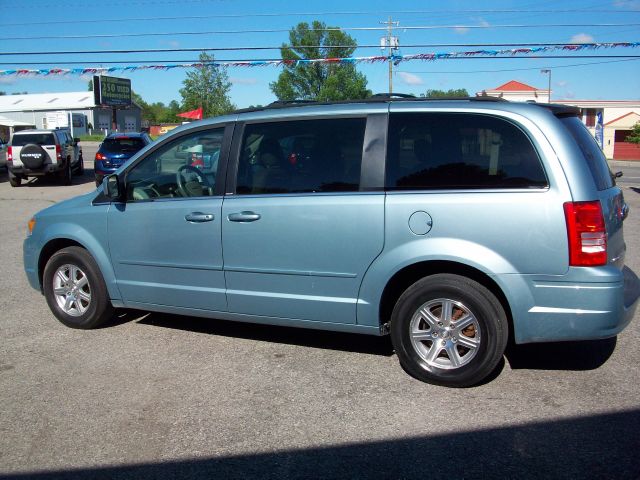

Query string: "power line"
[3, 42, 639, 57]
[2, 9, 639, 26]
[397, 57, 640, 74]
[2, 55, 639, 67]
[6, 22, 640, 41]
[2, 21, 640, 33]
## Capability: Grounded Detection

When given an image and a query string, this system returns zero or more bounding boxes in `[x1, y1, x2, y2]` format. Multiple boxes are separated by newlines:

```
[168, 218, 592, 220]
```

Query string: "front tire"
[61, 160, 71, 185]
[390, 274, 508, 388]
[75, 154, 84, 176]
[43, 246, 114, 329]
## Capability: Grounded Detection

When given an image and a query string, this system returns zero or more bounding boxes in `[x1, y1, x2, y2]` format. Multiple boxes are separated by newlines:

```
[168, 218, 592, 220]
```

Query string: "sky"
[1, 0, 639, 109]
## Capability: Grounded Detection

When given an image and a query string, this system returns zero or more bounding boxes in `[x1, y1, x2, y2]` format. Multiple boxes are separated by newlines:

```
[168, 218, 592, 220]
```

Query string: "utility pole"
[541, 69, 552, 103]
[380, 17, 399, 94]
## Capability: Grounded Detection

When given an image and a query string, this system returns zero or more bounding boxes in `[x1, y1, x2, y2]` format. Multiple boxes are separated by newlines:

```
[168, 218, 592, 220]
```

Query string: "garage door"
[613, 130, 640, 160]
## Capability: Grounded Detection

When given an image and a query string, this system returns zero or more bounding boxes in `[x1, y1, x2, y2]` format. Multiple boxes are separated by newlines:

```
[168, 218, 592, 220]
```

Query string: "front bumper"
[23, 234, 41, 292]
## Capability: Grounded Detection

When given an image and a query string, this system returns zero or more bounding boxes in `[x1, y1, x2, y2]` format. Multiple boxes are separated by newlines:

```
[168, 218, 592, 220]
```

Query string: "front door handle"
[228, 211, 261, 222]
[185, 212, 215, 223]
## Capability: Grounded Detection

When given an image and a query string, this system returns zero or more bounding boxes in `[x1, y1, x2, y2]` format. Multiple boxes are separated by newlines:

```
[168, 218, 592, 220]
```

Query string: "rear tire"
[43, 246, 114, 329]
[390, 274, 508, 388]
[8, 170, 21, 187]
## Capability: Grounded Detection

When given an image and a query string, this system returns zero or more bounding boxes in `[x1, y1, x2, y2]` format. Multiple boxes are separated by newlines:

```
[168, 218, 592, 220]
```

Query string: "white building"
[477, 81, 640, 160]
[0, 91, 142, 142]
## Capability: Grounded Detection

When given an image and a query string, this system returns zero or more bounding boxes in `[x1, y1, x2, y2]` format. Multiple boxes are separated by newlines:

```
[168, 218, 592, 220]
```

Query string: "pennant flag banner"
[1, 42, 638, 76]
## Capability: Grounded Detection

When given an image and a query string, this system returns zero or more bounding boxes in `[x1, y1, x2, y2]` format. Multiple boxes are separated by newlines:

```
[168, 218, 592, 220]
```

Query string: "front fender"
[34, 221, 121, 303]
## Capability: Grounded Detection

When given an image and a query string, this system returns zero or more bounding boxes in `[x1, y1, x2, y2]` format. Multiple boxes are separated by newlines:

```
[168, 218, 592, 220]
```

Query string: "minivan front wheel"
[390, 274, 508, 387]
[43, 247, 114, 329]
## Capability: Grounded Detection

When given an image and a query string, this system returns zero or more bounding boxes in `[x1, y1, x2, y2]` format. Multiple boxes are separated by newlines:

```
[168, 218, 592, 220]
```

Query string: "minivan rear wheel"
[390, 274, 508, 388]
[43, 246, 114, 329]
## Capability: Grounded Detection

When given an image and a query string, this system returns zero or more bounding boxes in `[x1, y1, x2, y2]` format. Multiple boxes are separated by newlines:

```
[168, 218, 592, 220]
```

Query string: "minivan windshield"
[11, 133, 55, 147]
[561, 117, 614, 191]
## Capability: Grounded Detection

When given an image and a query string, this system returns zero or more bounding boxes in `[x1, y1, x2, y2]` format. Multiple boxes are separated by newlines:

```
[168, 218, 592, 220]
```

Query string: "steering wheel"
[176, 164, 212, 197]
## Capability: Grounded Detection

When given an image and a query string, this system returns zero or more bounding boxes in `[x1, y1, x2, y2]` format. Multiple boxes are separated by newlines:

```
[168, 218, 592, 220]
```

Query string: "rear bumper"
[10, 163, 64, 176]
[506, 266, 640, 344]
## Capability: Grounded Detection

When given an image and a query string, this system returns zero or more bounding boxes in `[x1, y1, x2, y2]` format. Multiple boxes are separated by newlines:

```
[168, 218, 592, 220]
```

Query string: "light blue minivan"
[23, 97, 640, 387]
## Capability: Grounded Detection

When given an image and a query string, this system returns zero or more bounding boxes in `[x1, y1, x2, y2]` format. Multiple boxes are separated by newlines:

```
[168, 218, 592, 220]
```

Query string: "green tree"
[628, 122, 640, 144]
[422, 88, 470, 98]
[179, 52, 235, 118]
[270, 21, 370, 101]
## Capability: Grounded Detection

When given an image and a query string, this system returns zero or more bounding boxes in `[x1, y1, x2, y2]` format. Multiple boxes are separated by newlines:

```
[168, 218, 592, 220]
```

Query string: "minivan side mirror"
[103, 174, 122, 200]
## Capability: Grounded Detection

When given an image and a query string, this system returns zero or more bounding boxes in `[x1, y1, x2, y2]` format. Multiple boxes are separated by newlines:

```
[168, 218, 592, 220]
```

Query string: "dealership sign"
[93, 75, 131, 107]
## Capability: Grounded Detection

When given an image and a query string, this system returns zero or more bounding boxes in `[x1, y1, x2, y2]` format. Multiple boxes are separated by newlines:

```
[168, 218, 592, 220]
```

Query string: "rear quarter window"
[11, 133, 55, 147]
[386, 113, 547, 190]
[560, 116, 614, 191]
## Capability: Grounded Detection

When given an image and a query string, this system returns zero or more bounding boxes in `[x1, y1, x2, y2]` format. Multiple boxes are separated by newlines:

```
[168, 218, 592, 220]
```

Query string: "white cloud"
[453, 26, 470, 35]
[230, 77, 258, 85]
[159, 40, 180, 48]
[614, 0, 640, 10]
[570, 33, 595, 43]
[556, 80, 568, 87]
[472, 17, 491, 27]
[0, 77, 16, 85]
[397, 72, 424, 86]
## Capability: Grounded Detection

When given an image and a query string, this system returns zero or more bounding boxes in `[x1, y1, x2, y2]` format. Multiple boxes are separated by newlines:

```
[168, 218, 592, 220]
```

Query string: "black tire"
[61, 159, 72, 185]
[75, 154, 84, 176]
[43, 246, 114, 329]
[390, 274, 508, 388]
[8, 170, 21, 187]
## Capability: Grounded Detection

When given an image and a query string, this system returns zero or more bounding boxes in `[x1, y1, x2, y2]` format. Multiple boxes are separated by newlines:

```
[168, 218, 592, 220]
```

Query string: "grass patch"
[78, 134, 106, 142]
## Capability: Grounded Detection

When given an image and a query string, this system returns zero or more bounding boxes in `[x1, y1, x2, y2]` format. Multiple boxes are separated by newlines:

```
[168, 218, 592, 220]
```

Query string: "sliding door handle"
[228, 211, 261, 222]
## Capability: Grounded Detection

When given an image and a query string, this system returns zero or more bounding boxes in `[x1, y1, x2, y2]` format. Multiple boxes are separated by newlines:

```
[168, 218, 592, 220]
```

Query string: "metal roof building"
[0, 91, 142, 141]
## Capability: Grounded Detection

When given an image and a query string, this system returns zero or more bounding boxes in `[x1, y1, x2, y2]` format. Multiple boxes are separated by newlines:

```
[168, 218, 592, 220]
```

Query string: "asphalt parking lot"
[1, 149, 639, 479]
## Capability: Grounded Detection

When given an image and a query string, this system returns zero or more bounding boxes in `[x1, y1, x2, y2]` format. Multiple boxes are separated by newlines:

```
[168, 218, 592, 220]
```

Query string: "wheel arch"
[38, 238, 85, 291]
[379, 260, 514, 341]
[36, 234, 120, 303]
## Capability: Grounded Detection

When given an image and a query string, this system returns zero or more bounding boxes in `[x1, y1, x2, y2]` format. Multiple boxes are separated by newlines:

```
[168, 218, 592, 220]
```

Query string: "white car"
[7, 129, 83, 187]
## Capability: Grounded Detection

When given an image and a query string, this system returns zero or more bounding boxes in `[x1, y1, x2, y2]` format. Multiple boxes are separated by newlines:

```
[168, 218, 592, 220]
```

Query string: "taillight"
[564, 201, 607, 266]
[56, 145, 62, 160]
[95, 152, 106, 161]
[7, 146, 12, 163]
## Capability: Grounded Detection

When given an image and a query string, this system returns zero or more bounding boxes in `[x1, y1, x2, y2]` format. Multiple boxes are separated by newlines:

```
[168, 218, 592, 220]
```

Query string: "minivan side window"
[236, 118, 366, 195]
[125, 128, 224, 201]
[386, 113, 548, 190]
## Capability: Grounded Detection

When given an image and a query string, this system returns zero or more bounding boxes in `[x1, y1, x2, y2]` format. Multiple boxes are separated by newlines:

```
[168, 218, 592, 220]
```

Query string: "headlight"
[27, 217, 36, 236]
